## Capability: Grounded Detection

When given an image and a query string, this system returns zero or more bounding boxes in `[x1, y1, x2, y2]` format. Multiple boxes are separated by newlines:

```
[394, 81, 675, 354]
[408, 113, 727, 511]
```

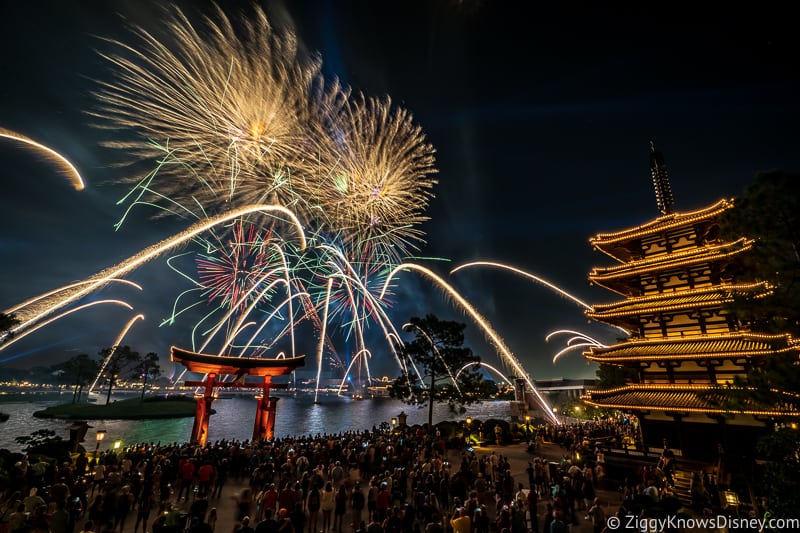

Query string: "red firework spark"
[196, 222, 278, 309]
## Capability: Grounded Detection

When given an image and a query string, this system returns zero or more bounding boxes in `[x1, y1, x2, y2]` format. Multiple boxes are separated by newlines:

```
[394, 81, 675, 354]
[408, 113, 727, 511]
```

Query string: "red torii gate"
[170, 346, 305, 445]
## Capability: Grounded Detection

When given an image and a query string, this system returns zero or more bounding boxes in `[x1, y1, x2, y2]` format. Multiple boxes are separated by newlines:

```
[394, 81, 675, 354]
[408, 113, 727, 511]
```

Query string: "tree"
[718, 170, 800, 336]
[133, 352, 162, 399]
[50, 354, 102, 403]
[712, 170, 800, 518]
[713, 171, 800, 412]
[14, 429, 69, 461]
[97, 345, 140, 405]
[388, 314, 484, 431]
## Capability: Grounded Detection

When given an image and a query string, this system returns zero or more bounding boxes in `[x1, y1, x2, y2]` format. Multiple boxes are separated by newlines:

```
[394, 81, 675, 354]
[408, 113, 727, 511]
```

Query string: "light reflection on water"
[0, 394, 511, 452]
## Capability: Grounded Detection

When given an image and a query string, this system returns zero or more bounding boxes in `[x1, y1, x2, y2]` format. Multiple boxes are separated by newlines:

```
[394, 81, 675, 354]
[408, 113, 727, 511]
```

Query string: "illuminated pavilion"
[582, 144, 799, 459]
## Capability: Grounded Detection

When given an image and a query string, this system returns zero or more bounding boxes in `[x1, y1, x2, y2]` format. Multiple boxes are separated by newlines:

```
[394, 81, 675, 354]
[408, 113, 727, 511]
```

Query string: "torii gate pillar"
[191, 373, 217, 446]
[253, 378, 279, 441]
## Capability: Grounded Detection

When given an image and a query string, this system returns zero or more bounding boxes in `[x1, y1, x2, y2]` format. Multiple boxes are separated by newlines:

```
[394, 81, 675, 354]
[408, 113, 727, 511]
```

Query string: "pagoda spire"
[650, 141, 675, 215]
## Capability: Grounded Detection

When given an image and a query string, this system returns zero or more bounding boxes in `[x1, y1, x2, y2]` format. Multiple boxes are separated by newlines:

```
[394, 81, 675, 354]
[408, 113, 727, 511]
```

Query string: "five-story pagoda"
[583, 144, 799, 459]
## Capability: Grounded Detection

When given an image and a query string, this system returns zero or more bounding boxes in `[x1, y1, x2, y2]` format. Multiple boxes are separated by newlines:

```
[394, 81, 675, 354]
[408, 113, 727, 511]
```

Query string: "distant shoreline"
[32, 396, 201, 420]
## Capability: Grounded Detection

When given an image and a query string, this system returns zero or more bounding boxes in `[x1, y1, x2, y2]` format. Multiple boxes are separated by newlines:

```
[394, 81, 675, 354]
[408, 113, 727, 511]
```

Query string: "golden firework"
[311, 93, 437, 260]
[92, 3, 320, 220]
[93, 3, 437, 261]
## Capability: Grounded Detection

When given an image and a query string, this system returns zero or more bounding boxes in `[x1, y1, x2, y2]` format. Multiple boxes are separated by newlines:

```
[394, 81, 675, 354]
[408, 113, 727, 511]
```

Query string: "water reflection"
[0, 394, 511, 452]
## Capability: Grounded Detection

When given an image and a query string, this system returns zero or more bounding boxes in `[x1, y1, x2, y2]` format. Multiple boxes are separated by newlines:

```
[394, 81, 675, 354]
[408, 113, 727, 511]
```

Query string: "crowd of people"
[0, 419, 730, 533]
[0, 422, 616, 533]
[545, 418, 641, 457]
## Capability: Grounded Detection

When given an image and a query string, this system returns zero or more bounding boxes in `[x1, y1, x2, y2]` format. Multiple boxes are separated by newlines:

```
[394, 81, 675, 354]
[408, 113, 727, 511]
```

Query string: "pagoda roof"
[584, 383, 798, 417]
[590, 199, 732, 249]
[586, 282, 769, 328]
[584, 332, 799, 363]
[589, 238, 754, 295]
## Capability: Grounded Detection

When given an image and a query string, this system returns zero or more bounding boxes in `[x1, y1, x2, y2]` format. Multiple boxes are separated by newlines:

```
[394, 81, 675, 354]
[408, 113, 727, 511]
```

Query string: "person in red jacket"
[375, 483, 391, 521]
[197, 463, 214, 498]
[178, 459, 196, 501]
[278, 483, 297, 516]
[259, 484, 279, 521]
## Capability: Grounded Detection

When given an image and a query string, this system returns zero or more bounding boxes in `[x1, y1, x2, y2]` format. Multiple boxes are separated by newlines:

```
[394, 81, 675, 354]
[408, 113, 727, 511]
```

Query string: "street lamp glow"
[391, 417, 397, 427]
[466, 416, 472, 426]
[94, 430, 107, 458]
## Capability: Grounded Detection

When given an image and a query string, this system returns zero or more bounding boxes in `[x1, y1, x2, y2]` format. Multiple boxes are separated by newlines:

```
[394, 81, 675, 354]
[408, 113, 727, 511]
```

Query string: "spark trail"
[0, 128, 85, 190]
[404, 322, 461, 393]
[546, 329, 608, 363]
[3, 205, 306, 340]
[88, 314, 145, 394]
[0, 300, 134, 352]
[451, 261, 629, 335]
[455, 361, 511, 385]
[314, 278, 334, 403]
[4, 279, 142, 315]
[451, 261, 592, 310]
[381, 263, 560, 425]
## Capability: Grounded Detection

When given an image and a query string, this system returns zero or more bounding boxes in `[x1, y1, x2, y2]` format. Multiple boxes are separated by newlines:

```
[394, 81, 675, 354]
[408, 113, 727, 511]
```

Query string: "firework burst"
[94, 3, 437, 262]
[88, 2, 438, 384]
[195, 221, 281, 311]
[311, 94, 438, 262]
[92, 3, 321, 223]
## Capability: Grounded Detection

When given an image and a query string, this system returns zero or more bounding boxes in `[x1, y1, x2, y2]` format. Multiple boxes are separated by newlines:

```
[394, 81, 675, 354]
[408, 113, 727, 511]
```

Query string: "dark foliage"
[388, 314, 486, 429]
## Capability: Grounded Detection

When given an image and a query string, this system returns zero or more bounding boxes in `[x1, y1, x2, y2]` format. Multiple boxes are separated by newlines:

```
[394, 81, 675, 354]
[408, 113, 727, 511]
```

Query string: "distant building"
[514, 378, 596, 421]
[582, 144, 799, 460]
[533, 377, 596, 402]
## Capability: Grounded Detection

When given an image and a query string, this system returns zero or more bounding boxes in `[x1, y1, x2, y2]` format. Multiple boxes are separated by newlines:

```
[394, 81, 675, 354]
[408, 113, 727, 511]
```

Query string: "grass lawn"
[33, 396, 200, 420]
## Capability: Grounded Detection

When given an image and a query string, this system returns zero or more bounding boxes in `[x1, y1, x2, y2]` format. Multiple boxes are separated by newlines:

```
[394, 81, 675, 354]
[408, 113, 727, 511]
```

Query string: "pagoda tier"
[586, 282, 770, 333]
[586, 332, 800, 385]
[589, 238, 755, 296]
[584, 384, 798, 418]
[590, 199, 731, 263]
[586, 332, 799, 363]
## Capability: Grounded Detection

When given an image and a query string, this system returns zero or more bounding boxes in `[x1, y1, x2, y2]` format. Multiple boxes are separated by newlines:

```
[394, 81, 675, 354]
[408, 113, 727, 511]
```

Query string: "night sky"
[1, 1, 799, 381]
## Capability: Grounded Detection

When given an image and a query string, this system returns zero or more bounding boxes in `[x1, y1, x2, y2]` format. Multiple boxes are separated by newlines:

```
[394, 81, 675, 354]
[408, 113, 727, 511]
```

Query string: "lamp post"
[391, 417, 397, 433]
[465, 416, 472, 445]
[525, 415, 531, 443]
[94, 430, 107, 459]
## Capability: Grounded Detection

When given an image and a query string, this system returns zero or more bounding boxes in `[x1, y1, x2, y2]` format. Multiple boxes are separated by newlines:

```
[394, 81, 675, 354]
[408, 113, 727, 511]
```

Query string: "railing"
[604, 446, 683, 458]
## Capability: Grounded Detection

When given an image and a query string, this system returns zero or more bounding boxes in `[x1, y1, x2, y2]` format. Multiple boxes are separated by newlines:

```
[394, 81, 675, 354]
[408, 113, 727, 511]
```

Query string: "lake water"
[0, 393, 512, 452]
